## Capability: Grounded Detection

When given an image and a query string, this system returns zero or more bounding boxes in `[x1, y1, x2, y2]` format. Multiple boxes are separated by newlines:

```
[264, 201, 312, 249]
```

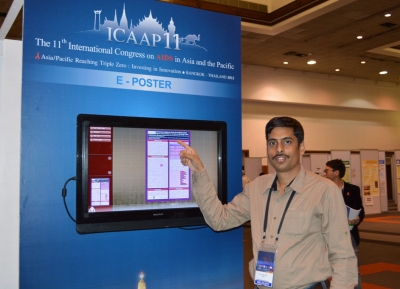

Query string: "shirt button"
[270, 235, 273, 238]
[273, 217, 276, 220]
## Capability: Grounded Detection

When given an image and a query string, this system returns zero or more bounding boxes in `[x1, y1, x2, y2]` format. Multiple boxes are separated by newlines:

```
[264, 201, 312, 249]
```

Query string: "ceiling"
[1, 0, 400, 85]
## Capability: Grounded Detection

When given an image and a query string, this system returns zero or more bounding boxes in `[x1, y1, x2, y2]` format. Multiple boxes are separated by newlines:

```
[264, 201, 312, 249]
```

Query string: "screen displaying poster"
[146, 130, 190, 202]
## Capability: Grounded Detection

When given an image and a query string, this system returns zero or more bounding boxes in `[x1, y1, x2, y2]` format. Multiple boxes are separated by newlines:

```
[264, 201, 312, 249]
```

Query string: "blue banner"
[21, 1, 243, 288]
[23, 0, 241, 95]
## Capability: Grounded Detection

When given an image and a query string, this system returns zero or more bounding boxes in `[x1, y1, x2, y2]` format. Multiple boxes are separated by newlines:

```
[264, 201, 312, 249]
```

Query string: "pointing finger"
[177, 140, 189, 149]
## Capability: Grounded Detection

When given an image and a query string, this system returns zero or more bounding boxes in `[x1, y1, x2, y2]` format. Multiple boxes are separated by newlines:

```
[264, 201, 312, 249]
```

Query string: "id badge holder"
[254, 243, 277, 288]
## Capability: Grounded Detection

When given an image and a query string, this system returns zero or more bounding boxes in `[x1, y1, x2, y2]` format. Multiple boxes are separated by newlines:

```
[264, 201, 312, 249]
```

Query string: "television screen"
[76, 114, 227, 234]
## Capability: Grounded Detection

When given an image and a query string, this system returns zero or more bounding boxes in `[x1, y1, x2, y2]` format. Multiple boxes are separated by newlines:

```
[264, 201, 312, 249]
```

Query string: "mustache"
[273, 153, 289, 160]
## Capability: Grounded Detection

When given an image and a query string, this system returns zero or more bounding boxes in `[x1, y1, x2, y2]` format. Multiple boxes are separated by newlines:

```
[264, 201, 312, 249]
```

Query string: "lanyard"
[262, 182, 297, 241]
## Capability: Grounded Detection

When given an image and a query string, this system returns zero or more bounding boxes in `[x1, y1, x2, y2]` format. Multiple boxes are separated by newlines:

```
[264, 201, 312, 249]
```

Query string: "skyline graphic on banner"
[85, 4, 207, 52]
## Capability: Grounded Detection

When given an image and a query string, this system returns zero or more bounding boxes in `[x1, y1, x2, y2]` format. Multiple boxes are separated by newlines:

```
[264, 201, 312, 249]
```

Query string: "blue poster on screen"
[21, 0, 243, 289]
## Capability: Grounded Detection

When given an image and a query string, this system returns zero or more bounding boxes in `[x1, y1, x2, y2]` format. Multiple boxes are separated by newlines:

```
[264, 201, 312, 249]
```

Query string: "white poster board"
[360, 150, 381, 214]
[350, 153, 362, 192]
[310, 153, 330, 176]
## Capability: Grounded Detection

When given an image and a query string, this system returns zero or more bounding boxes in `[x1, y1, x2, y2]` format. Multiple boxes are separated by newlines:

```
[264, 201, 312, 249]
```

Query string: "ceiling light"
[357, 36, 363, 39]
[307, 60, 316, 65]
[335, 69, 340, 71]
[361, 61, 366, 64]
[283, 62, 288, 64]
[379, 71, 388, 75]
[385, 14, 391, 17]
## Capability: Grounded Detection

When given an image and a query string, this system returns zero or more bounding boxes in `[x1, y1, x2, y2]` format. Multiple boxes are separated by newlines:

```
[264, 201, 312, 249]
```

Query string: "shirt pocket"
[281, 211, 310, 237]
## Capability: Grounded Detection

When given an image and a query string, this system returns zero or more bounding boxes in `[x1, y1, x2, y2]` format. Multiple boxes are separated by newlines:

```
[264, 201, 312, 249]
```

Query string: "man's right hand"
[177, 140, 205, 173]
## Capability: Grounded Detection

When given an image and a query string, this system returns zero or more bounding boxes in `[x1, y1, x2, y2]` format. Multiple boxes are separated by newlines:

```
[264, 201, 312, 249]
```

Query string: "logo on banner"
[87, 4, 207, 52]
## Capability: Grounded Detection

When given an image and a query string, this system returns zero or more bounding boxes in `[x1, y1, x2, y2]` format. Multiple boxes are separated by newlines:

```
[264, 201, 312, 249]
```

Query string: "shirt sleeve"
[192, 170, 250, 231]
[321, 186, 358, 289]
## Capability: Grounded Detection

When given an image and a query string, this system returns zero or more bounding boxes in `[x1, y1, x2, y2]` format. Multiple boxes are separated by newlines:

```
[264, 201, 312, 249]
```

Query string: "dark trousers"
[254, 279, 330, 289]
[306, 279, 330, 289]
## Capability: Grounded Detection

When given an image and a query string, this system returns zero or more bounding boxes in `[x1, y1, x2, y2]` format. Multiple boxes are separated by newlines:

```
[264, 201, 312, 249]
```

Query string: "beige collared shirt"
[192, 166, 357, 289]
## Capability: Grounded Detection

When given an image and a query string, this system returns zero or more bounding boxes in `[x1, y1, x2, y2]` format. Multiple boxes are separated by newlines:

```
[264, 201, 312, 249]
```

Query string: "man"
[324, 159, 365, 289]
[178, 116, 357, 289]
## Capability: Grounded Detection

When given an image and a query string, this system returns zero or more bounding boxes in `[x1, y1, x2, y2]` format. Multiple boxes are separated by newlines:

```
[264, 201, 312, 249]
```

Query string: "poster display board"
[309, 153, 329, 176]
[21, 0, 242, 288]
[361, 160, 379, 197]
[350, 153, 362, 190]
[360, 151, 381, 214]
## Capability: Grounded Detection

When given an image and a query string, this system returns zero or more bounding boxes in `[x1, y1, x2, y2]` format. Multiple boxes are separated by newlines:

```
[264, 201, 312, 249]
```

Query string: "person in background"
[178, 116, 357, 289]
[324, 159, 365, 289]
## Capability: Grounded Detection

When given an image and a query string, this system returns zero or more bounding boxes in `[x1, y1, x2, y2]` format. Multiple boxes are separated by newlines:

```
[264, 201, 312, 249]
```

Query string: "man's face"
[266, 127, 304, 174]
[324, 166, 337, 181]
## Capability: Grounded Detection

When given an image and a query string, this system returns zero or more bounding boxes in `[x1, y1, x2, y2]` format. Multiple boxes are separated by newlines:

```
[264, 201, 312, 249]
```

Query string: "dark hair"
[326, 159, 346, 178]
[265, 116, 304, 147]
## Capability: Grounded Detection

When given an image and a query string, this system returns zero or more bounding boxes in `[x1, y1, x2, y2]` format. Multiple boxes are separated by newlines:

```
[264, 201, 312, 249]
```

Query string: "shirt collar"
[270, 175, 278, 190]
[289, 165, 306, 194]
[264, 165, 306, 193]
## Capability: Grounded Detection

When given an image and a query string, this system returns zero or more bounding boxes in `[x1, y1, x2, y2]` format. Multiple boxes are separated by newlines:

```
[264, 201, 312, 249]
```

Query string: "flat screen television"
[76, 114, 227, 234]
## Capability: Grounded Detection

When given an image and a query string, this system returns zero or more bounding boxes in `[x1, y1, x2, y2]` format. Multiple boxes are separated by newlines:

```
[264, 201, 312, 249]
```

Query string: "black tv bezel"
[76, 114, 227, 234]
